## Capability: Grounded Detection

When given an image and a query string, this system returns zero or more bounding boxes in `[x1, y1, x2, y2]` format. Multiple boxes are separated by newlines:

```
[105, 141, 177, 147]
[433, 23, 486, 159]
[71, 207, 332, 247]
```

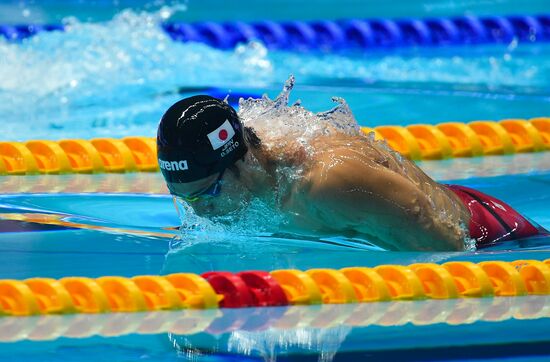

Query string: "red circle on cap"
[219, 129, 228, 141]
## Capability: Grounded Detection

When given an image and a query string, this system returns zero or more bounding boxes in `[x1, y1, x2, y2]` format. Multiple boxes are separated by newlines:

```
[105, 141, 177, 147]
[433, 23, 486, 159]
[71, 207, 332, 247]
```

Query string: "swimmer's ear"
[244, 126, 262, 149]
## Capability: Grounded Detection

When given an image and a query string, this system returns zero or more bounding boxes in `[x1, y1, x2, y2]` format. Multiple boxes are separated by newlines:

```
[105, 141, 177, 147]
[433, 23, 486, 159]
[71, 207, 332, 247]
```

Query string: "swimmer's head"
[157, 95, 248, 200]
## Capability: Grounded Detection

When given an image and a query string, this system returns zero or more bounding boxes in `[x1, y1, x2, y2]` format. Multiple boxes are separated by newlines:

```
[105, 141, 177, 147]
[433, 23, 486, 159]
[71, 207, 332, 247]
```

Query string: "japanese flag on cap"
[207, 119, 235, 150]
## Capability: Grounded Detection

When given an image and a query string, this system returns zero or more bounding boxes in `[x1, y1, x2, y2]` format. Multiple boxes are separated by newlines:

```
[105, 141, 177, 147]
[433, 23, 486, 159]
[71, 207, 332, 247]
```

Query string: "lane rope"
[0, 259, 549, 316]
[0, 118, 548, 175]
[2, 15, 550, 50]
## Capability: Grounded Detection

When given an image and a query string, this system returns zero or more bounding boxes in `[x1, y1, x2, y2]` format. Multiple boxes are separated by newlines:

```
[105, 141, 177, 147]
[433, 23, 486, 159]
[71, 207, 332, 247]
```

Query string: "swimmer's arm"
[304, 153, 465, 251]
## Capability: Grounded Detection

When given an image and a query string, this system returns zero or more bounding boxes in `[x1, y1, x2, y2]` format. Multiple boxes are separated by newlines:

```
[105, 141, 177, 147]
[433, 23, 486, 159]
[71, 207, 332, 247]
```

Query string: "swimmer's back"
[288, 134, 470, 250]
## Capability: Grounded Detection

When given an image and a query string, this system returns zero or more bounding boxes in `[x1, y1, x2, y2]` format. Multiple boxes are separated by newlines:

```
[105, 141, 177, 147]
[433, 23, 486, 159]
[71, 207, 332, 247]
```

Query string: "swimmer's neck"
[229, 151, 277, 195]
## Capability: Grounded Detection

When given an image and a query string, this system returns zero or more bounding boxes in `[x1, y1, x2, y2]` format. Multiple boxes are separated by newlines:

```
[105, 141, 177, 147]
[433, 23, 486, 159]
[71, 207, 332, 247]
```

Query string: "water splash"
[172, 77, 470, 251]
[238, 75, 406, 183]
[172, 196, 224, 234]
[0, 8, 273, 140]
[1, 7, 549, 140]
[227, 325, 351, 362]
[236, 78, 471, 250]
[239, 75, 362, 148]
[272, 46, 550, 88]
[169, 77, 367, 247]
[171, 187, 289, 252]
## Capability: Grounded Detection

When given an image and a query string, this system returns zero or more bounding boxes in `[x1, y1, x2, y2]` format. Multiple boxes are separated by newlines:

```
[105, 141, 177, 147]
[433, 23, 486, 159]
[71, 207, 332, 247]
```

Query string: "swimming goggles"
[180, 170, 225, 202]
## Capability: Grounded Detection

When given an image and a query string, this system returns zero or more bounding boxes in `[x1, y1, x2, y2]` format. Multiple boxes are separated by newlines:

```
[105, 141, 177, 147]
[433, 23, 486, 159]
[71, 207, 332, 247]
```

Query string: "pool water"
[0, 297, 549, 361]
[1, 2, 550, 361]
[2, 9, 550, 140]
[1, 165, 549, 279]
[3, 0, 550, 24]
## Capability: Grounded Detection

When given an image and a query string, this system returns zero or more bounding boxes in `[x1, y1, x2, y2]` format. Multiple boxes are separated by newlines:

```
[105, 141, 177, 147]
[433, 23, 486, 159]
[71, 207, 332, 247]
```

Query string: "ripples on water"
[1, 7, 548, 251]
[1, 8, 549, 139]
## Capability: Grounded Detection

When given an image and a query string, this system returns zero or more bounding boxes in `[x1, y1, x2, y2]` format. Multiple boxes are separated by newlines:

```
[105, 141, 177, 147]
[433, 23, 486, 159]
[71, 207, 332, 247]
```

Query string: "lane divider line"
[0, 259, 548, 316]
[0, 118, 548, 175]
[3, 15, 550, 50]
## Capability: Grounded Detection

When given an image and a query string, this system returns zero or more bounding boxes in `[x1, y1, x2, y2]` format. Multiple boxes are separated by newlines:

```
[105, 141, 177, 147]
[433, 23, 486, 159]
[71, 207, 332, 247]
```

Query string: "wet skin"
[186, 130, 472, 251]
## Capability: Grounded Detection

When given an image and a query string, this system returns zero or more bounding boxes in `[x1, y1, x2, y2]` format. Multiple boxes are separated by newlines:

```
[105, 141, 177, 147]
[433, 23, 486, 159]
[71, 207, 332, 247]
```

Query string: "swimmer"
[156, 95, 543, 251]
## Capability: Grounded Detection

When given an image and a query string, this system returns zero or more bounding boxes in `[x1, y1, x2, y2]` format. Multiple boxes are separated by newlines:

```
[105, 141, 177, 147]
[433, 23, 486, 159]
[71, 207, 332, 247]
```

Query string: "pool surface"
[1, 1, 550, 361]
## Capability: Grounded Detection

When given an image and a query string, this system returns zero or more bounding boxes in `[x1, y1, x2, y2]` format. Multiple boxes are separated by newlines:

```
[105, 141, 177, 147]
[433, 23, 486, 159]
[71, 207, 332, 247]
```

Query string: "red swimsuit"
[447, 185, 540, 248]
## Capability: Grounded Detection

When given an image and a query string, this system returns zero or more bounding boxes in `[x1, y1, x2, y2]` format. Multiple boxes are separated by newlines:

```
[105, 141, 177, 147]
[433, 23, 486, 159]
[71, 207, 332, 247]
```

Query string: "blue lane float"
[0, 24, 63, 40]
[2, 15, 550, 50]
[165, 15, 550, 49]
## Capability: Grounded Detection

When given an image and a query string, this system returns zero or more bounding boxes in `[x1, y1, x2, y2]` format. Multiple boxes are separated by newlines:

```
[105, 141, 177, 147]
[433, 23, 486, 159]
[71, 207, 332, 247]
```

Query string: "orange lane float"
[0, 118, 549, 175]
[0, 259, 549, 316]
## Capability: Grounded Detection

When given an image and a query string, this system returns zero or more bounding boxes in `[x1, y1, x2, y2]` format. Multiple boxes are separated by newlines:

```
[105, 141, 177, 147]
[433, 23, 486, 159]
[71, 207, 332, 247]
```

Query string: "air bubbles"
[159, 4, 187, 20]
[235, 41, 273, 73]
[159, 7, 172, 20]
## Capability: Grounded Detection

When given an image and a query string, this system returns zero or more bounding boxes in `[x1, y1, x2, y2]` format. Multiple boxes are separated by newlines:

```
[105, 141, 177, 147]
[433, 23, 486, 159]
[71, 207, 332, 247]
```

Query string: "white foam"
[1, 8, 548, 140]
[238, 75, 362, 157]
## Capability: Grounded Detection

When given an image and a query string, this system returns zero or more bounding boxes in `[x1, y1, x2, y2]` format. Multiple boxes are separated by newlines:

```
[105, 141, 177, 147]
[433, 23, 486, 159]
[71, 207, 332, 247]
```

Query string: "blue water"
[0, 169, 549, 280]
[1, 3, 550, 361]
[1, 9, 550, 140]
[2, 0, 550, 24]
[0, 297, 549, 361]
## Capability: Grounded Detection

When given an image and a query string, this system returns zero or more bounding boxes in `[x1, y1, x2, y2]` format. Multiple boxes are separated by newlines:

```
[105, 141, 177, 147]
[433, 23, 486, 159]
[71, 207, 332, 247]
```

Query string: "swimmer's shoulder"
[304, 141, 428, 211]
[304, 147, 385, 203]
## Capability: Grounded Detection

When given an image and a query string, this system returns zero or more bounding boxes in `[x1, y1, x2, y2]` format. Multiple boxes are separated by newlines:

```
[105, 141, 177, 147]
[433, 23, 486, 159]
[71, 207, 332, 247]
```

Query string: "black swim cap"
[157, 95, 248, 185]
